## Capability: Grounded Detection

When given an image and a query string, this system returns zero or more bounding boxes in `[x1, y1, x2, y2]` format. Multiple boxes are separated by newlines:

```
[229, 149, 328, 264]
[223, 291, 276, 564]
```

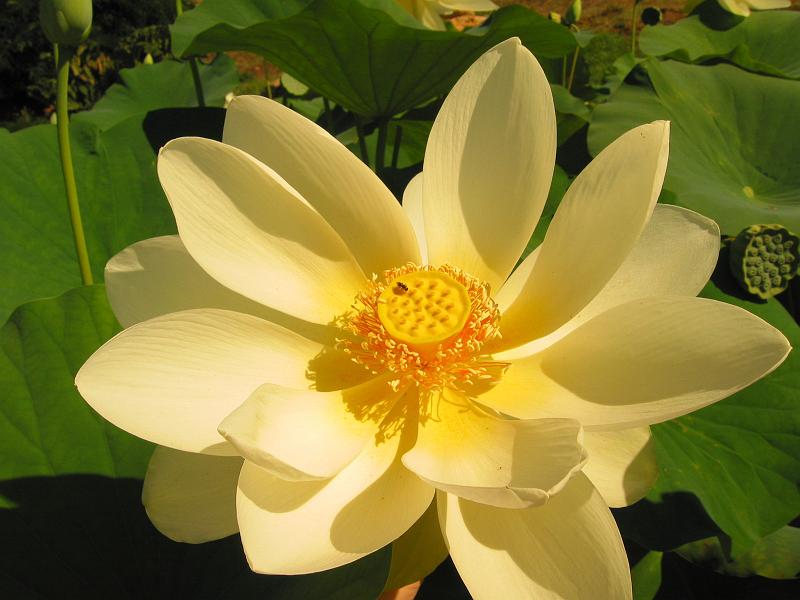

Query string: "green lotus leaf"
[0, 103, 234, 323]
[171, 0, 575, 118]
[74, 55, 239, 131]
[588, 59, 800, 235]
[640, 12, 800, 80]
[647, 259, 800, 558]
[677, 527, 800, 580]
[0, 285, 391, 598]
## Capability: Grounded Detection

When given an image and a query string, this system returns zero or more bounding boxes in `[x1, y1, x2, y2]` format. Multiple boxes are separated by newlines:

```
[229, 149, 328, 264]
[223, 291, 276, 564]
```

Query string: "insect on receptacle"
[394, 281, 409, 294]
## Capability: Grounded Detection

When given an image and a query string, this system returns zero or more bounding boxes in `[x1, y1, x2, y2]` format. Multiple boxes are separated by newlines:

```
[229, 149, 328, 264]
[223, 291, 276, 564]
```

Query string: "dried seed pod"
[729, 224, 799, 299]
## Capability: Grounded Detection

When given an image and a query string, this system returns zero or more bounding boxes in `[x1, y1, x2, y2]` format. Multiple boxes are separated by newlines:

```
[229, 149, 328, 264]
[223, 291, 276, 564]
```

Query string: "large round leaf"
[640, 12, 800, 80]
[0, 285, 391, 599]
[74, 56, 239, 131]
[171, 0, 575, 118]
[588, 59, 800, 235]
[0, 103, 232, 323]
[645, 255, 800, 558]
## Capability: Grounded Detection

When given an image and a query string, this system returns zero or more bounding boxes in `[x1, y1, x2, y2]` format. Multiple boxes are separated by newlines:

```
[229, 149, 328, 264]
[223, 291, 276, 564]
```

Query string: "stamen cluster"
[338, 263, 507, 393]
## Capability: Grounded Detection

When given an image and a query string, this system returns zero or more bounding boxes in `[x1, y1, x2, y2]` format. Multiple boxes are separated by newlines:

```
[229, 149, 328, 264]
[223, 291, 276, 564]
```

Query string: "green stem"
[561, 56, 567, 86]
[375, 120, 389, 175]
[323, 97, 332, 131]
[566, 46, 580, 92]
[55, 45, 93, 286]
[630, 2, 639, 55]
[175, 1, 205, 107]
[188, 57, 206, 107]
[391, 125, 403, 169]
[355, 122, 370, 166]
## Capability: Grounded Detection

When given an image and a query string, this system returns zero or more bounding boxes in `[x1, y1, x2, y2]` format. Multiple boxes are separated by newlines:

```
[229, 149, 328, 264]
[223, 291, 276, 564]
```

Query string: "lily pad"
[171, 0, 575, 118]
[677, 527, 800, 579]
[0, 286, 391, 599]
[588, 59, 800, 235]
[74, 55, 239, 131]
[0, 104, 232, 324]
[646, 254, 800, 558]
[640, 12, 800, 80]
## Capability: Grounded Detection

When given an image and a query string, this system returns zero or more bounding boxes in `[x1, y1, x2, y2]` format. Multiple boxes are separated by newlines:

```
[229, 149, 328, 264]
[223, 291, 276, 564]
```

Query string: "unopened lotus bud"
[40, 0, 92, 47]
[548, 12, 562, 24]
[730, 224, 799, 299]
[143, 53, 154, 65]
[565, 0, 581, 26]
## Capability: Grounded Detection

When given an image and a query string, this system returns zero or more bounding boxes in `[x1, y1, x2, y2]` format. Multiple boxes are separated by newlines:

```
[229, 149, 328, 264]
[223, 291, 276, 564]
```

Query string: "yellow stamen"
[337, 263, 508, 394]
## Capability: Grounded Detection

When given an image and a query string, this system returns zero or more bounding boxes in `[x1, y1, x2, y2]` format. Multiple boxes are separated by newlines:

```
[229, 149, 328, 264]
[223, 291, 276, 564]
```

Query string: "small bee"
[394, 281, 409, 295]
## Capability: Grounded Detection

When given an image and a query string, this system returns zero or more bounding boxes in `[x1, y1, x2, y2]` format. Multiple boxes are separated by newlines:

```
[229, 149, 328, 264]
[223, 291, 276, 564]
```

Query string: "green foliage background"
[1, 0, 799, 597]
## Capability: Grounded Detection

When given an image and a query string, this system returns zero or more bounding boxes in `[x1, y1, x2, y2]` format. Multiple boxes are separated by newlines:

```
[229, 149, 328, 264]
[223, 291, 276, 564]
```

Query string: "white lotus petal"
[142, 446, 241, 543]
[440, 474, 631, 599]
[402, 389, 586, 508]
[582, 427, 659, 508]
[237, 428, 433, 574]
[423, 37, 556, 290]
[224, 96, 420, 275]
[157, 137, 366, 324]
[76, 309, 324, 454]
[218, 378, 400, 480]
[498, 121, 670, 348]
[105, 235, 335, 345]
[402, 173, 428, 264]
[496, 204, 720, 357]
[481, 296, 790, 429]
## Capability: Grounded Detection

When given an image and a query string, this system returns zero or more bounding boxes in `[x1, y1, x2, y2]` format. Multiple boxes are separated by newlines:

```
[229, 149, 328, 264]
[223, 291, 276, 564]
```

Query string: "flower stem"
[188, 58, 206, 106]
[391, 124, 403, 169]
[323, 97, 332, 131]
[355, 121, 370, 166]
[375, 119, 389, 175]
[566, 46, 580, 92]
[55, 44, 93, 286]
[175, 0, 205, 107]
[630, 2, 639, 55]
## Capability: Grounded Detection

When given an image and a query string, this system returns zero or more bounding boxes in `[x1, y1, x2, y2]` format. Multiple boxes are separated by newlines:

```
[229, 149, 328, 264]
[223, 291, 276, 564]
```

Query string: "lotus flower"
[718, 0, 790, 17]
[396, 0, 498, 30]
[76, 39, 789, 599]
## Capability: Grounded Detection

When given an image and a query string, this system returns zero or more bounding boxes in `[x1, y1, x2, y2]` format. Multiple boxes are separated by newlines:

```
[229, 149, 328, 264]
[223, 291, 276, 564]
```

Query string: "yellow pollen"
[336, 263, 507, 393]
[377, 271, 470, 350]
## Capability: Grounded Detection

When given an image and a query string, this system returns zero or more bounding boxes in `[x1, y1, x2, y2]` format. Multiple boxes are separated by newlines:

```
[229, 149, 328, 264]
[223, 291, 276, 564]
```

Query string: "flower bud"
[39, 0, 92, 47]
[565, 0, 581, 26]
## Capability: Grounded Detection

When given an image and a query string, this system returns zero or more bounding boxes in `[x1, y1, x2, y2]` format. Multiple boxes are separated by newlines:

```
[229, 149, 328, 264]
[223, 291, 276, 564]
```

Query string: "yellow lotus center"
[337, 263, 507, 393]
[376, 271, 470, 351]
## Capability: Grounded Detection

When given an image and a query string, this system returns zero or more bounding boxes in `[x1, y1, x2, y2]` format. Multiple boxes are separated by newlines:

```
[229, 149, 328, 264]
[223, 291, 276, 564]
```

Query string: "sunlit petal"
[582, 427, 658, 508]
[440, 474, 632, 599]
[423, 37, 556, 290]
[142, 446, 241, 543]
[158, 137, 366, 324]
[499, 121, 670, 348]
[224, 96, 420, 275]
[218, 377, 401, 480]
[237, 428, 433, 574]
[403, 389, 586, 508]
[76, 309, 323, 454]
[482, 296, 790, 429]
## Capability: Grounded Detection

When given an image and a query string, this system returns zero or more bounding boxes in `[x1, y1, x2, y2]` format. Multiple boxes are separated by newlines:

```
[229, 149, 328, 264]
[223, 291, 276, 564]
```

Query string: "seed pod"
[40, 0, 92, 47]
[729, 224, 799, 299]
